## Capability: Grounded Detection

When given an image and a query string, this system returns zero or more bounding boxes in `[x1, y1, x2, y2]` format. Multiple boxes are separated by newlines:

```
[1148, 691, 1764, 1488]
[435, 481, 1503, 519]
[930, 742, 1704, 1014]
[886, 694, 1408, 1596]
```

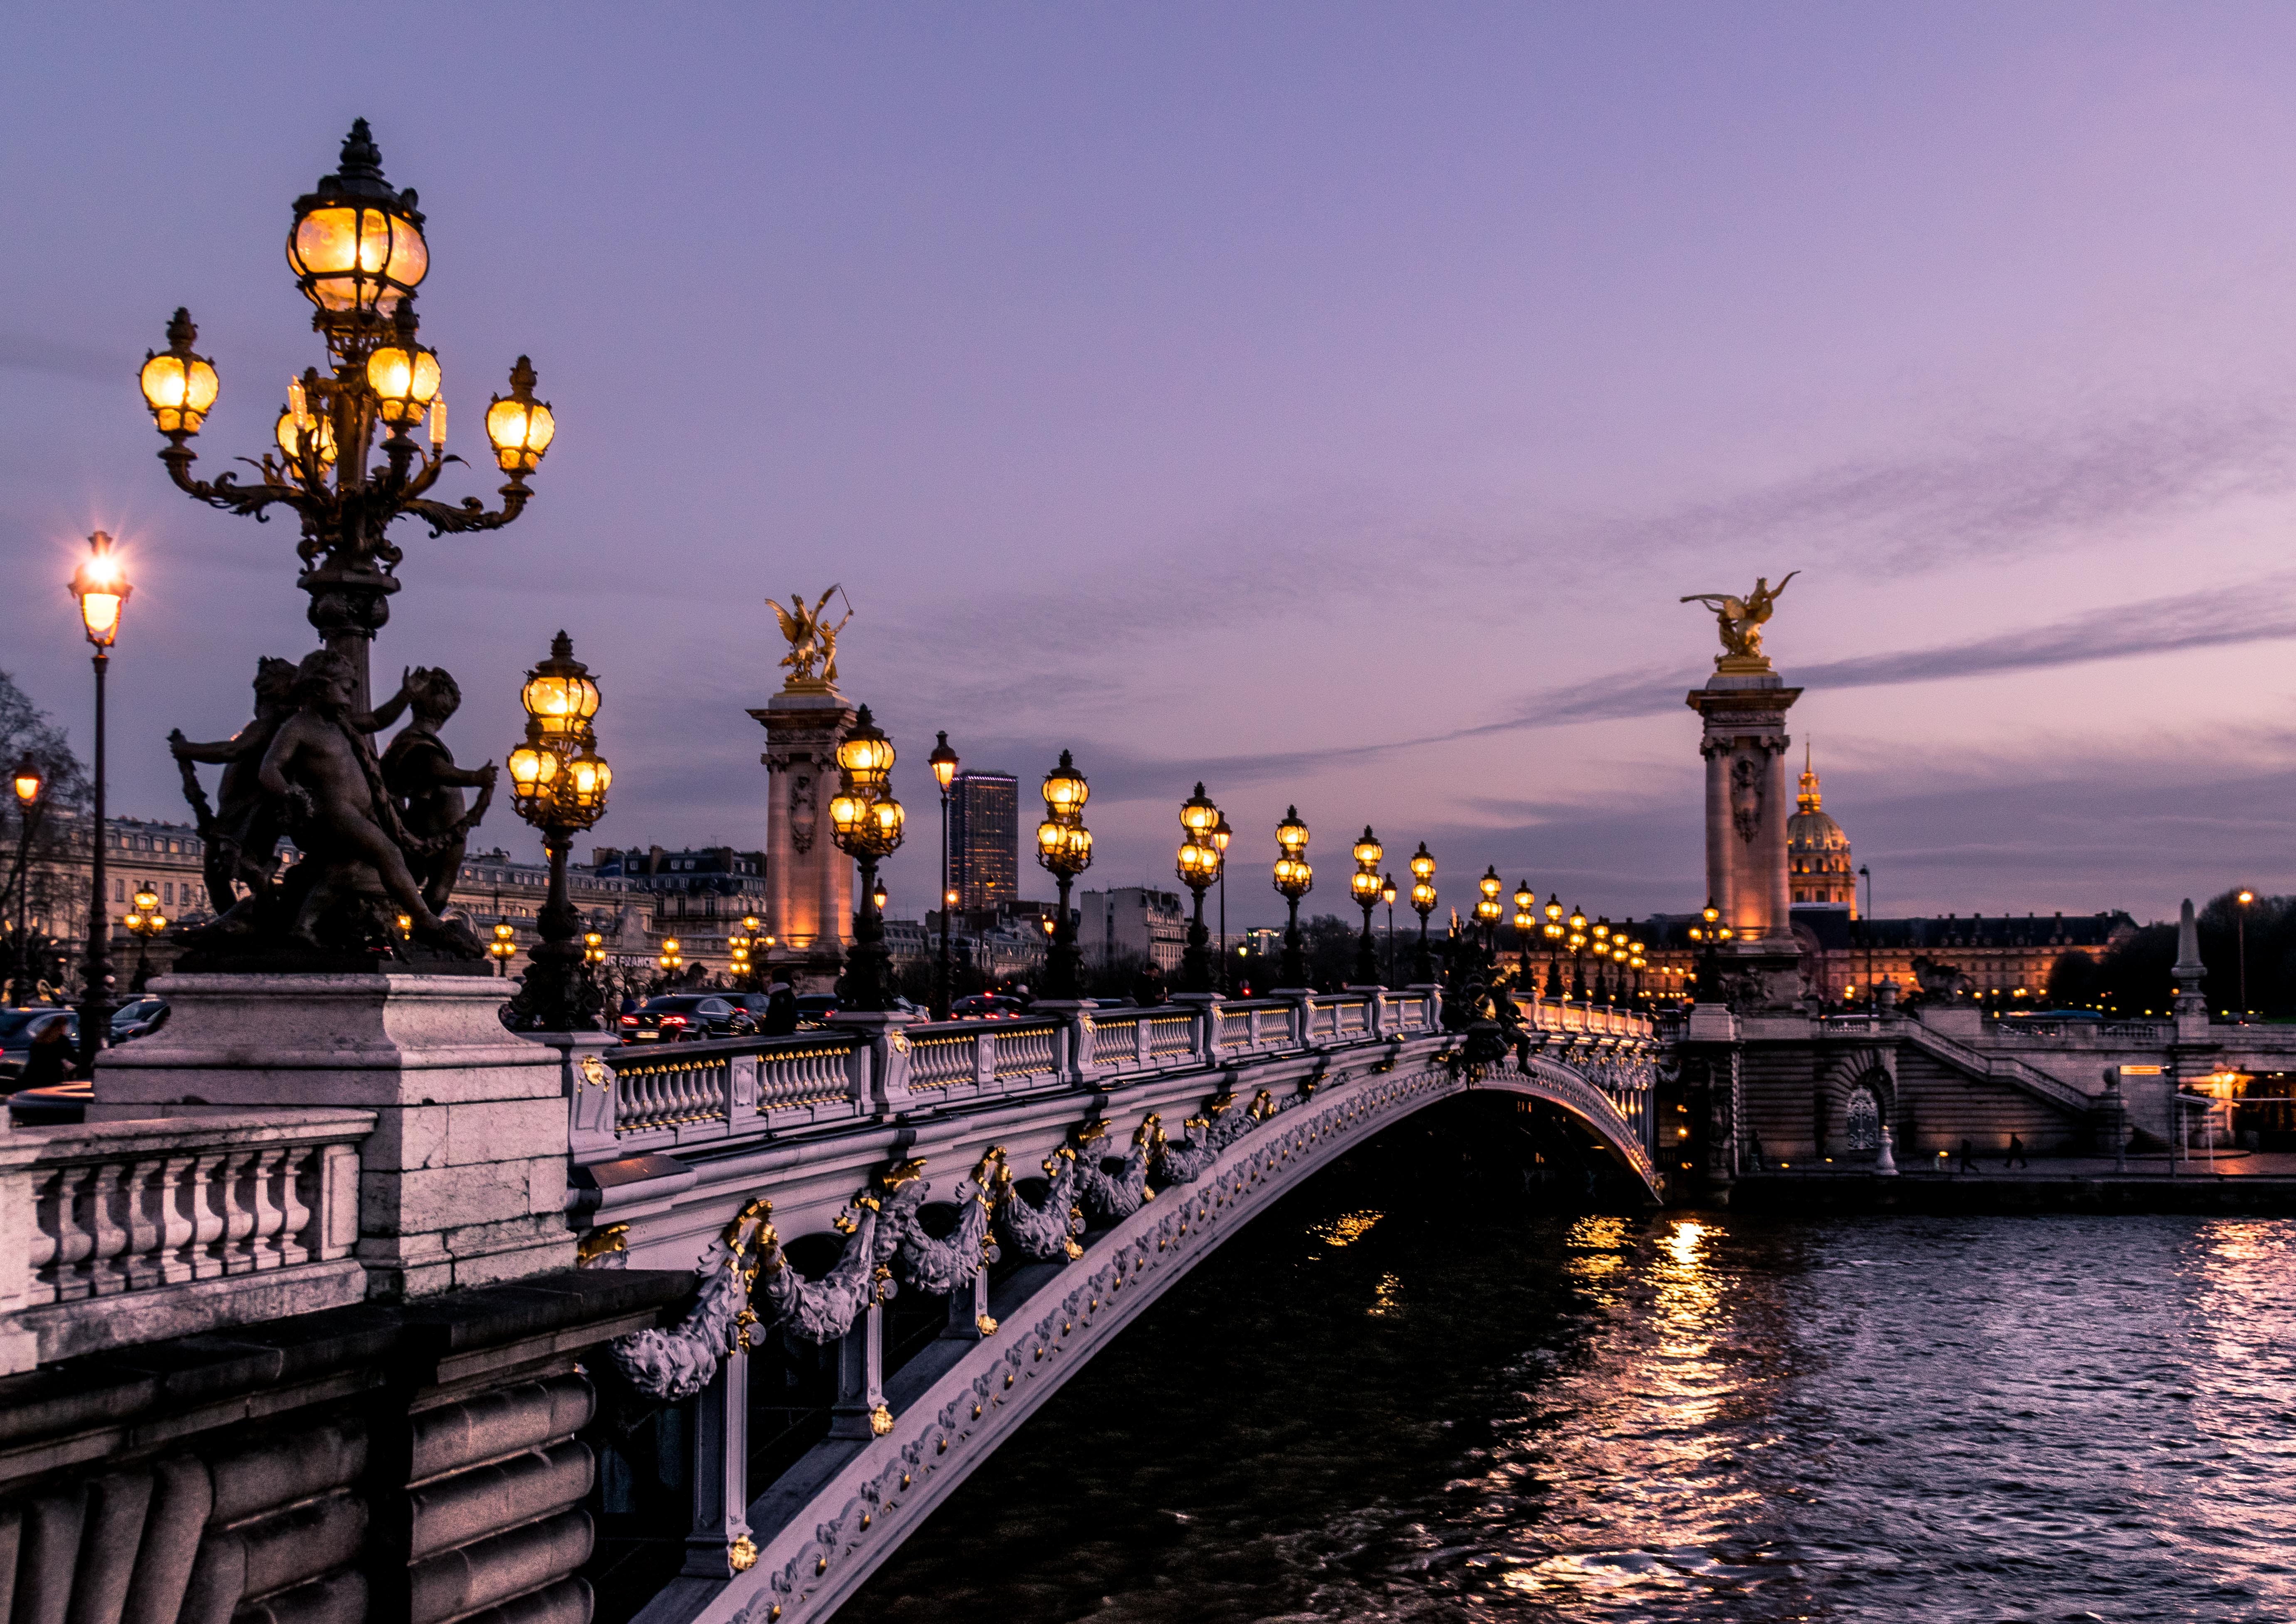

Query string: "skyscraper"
[949, 770, 1020, 911]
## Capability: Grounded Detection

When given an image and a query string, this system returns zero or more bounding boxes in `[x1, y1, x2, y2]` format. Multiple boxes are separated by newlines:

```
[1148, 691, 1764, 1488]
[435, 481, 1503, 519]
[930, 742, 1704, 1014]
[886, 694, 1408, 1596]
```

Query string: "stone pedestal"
[1686, 665, 1805, 1006]
[749, 687, 858, 993]
[93, 973, 575, 1299]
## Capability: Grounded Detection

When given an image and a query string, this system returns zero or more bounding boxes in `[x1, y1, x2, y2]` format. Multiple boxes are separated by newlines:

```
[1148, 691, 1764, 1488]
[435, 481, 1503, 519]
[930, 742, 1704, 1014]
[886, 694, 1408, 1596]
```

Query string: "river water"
[836, 1105, 2296, 1623]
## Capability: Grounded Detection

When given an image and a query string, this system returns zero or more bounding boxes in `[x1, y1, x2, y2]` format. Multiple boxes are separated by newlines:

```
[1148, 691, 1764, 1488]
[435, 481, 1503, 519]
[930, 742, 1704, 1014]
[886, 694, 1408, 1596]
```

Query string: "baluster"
[218, 1149, 261, 1275]
[184, 1151, 230, 1280]
[148, 1154, 198, 1285]
[244, 1147, 289, 1270]
[25, 1166, 69, 1304]
[276, 1146, 316, 1267]
[121, 1157, 173, 1290]
[83, 1161, 133, 1297]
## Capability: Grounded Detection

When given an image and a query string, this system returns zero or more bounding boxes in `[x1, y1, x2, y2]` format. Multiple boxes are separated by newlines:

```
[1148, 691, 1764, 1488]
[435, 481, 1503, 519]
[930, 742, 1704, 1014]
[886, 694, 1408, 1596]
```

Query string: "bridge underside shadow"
[626, 1045, 1654, 1624]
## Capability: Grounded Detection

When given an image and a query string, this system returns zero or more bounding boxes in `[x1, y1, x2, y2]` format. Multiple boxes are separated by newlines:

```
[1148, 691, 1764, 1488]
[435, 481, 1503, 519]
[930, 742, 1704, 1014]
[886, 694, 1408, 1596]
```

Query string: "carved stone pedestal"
[750, 687, 858, 994]
[93, 973, 575, 1299]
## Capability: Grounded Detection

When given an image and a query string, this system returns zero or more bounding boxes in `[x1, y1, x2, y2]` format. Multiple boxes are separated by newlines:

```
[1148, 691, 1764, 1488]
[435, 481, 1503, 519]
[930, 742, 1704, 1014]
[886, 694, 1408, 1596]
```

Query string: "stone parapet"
[92, 974, 574, 1300]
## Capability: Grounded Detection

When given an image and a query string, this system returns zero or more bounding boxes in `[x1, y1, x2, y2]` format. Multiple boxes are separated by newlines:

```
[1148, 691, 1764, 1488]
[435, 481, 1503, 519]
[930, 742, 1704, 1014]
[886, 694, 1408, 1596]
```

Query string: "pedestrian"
[762, 979, 798, 1037]
[2006, 1132, 2028, 1169]
[1958, 1137, 1979, 1174]
[19, 1016, 73, 1090]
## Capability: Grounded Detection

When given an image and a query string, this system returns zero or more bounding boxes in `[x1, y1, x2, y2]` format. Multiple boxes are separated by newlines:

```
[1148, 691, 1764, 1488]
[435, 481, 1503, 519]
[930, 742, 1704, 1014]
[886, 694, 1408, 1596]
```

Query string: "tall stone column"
[749, 688, 856, 993]
[1686, 662, 1804, 1007]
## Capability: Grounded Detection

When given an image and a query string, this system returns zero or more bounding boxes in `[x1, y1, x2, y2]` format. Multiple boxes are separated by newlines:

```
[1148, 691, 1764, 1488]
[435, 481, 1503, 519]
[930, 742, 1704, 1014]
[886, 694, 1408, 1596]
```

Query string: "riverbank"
[1728, 1157, 2296, 1214]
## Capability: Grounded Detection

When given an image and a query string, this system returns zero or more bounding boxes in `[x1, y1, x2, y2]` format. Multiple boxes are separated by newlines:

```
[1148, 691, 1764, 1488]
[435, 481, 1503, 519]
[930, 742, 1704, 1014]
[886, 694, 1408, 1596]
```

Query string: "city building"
[1078, 887, 1187, 974]
[1787, 749, 1856, 912]
[948, 771, 1019, 911]
[591, 845, 768, 981]
[450, 848, 654, 981]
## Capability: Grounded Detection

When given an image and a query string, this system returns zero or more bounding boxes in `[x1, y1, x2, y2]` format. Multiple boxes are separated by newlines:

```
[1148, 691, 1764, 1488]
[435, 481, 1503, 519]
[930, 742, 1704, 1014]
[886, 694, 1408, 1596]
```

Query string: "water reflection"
[838, 1146, 2296, 1623]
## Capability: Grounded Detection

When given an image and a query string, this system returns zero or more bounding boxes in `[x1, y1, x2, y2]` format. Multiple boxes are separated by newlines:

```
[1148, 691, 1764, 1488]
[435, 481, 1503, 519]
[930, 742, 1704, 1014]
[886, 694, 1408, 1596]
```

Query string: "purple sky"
[7, 5, 2296, 929]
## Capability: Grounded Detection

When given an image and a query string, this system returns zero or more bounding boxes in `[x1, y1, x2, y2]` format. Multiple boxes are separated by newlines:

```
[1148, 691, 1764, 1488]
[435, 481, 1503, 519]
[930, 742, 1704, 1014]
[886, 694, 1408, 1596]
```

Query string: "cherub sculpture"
[172, 657, 408, 925]
[257, 650, 479, 956]
[771, 585, 853, 688]
[381, 667, 498, 915]
[1681, 571, 1799, 665]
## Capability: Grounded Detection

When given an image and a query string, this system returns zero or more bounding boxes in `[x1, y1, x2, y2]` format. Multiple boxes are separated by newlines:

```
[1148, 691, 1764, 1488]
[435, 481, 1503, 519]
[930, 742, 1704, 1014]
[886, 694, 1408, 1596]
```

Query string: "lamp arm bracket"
[161, 447, 309, 524]
[405, 482, 531, 538]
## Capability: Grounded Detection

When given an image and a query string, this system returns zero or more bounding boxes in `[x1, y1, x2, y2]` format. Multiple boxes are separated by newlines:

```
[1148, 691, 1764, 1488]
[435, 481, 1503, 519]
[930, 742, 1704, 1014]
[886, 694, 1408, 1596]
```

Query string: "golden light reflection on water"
[1309, 1209, 1382, 1248]
[1368, 1271, 1403, 1318]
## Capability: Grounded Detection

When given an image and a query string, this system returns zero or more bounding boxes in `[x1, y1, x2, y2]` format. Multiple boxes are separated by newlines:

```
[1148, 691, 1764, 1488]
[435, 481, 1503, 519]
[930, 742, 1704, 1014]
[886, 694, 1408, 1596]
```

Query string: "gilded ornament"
[728, 1536, 759, 1572]
[868, 1402, 894, 1436]
[1680, 571, 1798, 672]
[976, 1313, 999, 1335]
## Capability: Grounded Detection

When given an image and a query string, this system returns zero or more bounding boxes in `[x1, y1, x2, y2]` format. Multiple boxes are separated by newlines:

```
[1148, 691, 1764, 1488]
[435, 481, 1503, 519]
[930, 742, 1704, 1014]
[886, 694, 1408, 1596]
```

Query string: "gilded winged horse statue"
[1681, 571, 1797, 666]
[771, 585, 854, 689]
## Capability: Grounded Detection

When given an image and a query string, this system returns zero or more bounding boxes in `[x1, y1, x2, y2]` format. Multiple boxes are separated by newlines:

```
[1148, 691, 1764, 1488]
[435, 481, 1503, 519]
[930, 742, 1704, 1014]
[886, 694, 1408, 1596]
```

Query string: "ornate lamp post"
[1687, 900, 1733, 1002]
[1474, 868, 1503, 955]
[658, 937, 683, 984]
[488, 922, 517, 976]
[1034, 751, 1092, 999]
[930, 732, 960, 1018]
[502, 633, 611, 1031]
[1542, 895, 1564, 997]
[1272, 807, 1313, 986]
[828, 707, 905, 1012]
[1349, 828, 1384, 985]
[6, 755, 44, 1008]
[136, 122, 554, 716]
[1210, 812, 1234, 994]
[1566, 906, 1588, 1001]
[1591, 918, 1612, 1004]
[1513, 881, 1536, 986]
[124, 884, 168, 993]
[2237, 888, 2255, 1018]
[1176, 784, 1223, 995]
[1408, 843, 1437, 982]
[69, 531, 130, 1069]
[1381, 873, 1398, 986]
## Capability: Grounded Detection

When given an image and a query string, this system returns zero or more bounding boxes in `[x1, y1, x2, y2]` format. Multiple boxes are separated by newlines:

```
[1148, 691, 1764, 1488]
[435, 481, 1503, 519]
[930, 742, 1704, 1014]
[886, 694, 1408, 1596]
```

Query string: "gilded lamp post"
[124, 884, 168, 993]
[70, 531, 131, 1069]
[1475, 867, 1503, 954]
[1272, 807, 1313, 987]
[1035, 752, 1093, 999]
[1381, 873, 1398, 986]
[1349, 828, 1384, 986]
[1566, 906, 1588, 1001]
[1542, 895, 1564, 999]
[136, 121, 554, 717]
[1408, 843, 1437, 983]
[1176, 784, 1223, 995]
[930, 732, 960, 1019]
[1513, 880, 1537, 985]
[1211, 812, 1234, 994]
[502, 633, 612, 1031]
[829, 707, 905, 1012]
[6, 755, 44, 1008]
[1688, 900, 1733, 1004]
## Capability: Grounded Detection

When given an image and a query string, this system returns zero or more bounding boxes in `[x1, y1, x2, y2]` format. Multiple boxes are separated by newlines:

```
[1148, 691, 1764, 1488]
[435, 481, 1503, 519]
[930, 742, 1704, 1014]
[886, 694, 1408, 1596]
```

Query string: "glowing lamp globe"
[139, 310, 220, 437]
[485, 357, 555, 475]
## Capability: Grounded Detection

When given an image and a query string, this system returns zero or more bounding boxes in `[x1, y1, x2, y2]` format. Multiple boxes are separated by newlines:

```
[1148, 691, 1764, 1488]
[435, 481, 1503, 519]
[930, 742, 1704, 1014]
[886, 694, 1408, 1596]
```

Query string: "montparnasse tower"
[1787, 744, 1856, 914]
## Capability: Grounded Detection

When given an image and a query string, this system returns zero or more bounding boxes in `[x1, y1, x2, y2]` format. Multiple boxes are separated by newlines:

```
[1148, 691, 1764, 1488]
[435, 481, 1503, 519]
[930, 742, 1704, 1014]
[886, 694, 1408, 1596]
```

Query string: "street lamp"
[1566, 906, 1588, 1001]
[1381, 873, 1398, 986]
[1542, 895, 1564, 999]
[1513, 880, 1536, 985]
[502, 632, 612, 1031]
[1687, 899, 1733, 1004]
[5, 754, 44, 1008]
[2237, 888, 2255, 1019]
[829, 706, 906, 1011]
[1035, 751, 1092, 999]
[1349, 828, 1385, 986]
[1408, 843, 1437, 983]
[124, 883, 168, 993]
[1273, 806, 1313, 986]
[70, 531, 130, 1069]
[137, 122, 554, 716]
[1210, 812, 1234, 994]
[658, 937, 683, 979]
[1591, 918, 1612, 1004]
[1177, 784, 1224, 994]
[489, 921, 518, 976]
[1476, 868, 1503, 954]
[930, 732, 960, 1019]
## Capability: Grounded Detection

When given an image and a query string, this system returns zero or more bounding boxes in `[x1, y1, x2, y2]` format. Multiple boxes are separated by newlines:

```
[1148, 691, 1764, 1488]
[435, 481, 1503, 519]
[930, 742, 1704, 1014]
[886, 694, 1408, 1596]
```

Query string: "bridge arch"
[612, 1028, 1657, 1624]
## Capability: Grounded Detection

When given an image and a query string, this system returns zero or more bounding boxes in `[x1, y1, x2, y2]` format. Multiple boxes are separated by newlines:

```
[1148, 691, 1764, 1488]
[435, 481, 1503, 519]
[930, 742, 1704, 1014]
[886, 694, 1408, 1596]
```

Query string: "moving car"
[0, 1008, 78, 1084]
[617, 994, 758, 1043]
[794, 994, 839, 1026]
[949, 994, 1027, 1021]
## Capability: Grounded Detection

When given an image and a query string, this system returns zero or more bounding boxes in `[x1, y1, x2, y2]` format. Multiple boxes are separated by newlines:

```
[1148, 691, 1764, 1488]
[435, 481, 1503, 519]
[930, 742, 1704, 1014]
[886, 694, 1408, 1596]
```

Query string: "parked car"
[0, 1008, 78, 1083]
[7, 1079, 89, 1126]
[110, 997, 170, 1043]
[949, 994, 1027, 1021]
[617, 994, 758, 1043]
[794, 994, 840, 1027]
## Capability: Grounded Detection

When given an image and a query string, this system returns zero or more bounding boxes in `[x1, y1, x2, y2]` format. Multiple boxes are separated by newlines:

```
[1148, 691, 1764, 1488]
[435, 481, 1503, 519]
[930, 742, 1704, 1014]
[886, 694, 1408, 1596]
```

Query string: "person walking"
[1958, 1137, 1980, 1174]
[19, 1015, 74, 1090]
[762, 979, 798, 1037]
[2005, 1133, 2029, 1170]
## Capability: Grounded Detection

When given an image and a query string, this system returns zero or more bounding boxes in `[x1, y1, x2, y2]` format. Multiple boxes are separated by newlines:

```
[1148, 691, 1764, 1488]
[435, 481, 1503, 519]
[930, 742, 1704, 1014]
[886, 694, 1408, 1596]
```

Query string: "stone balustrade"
[0, 1108, 372, 1373]
[575, 992, 1446, 1169]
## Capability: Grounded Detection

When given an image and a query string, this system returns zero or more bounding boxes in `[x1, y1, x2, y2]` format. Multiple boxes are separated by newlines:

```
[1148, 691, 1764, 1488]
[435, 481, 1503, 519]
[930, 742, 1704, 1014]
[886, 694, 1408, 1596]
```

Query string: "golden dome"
[1787, 745, 1856, 911]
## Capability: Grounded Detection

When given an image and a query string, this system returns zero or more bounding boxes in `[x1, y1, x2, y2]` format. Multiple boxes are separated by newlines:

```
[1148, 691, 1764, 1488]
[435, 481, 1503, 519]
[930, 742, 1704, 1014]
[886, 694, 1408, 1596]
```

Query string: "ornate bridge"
[575, 989, 1658, 1624]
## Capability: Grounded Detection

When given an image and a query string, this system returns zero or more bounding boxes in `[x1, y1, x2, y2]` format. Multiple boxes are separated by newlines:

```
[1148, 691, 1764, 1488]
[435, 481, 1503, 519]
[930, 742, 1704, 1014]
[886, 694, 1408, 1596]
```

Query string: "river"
[835, 1106, 2296, 1622]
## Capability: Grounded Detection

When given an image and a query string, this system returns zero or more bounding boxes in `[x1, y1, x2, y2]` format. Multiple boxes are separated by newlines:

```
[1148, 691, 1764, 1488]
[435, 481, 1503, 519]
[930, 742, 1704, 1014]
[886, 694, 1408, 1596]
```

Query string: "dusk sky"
[7, 5, 2296, 929]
